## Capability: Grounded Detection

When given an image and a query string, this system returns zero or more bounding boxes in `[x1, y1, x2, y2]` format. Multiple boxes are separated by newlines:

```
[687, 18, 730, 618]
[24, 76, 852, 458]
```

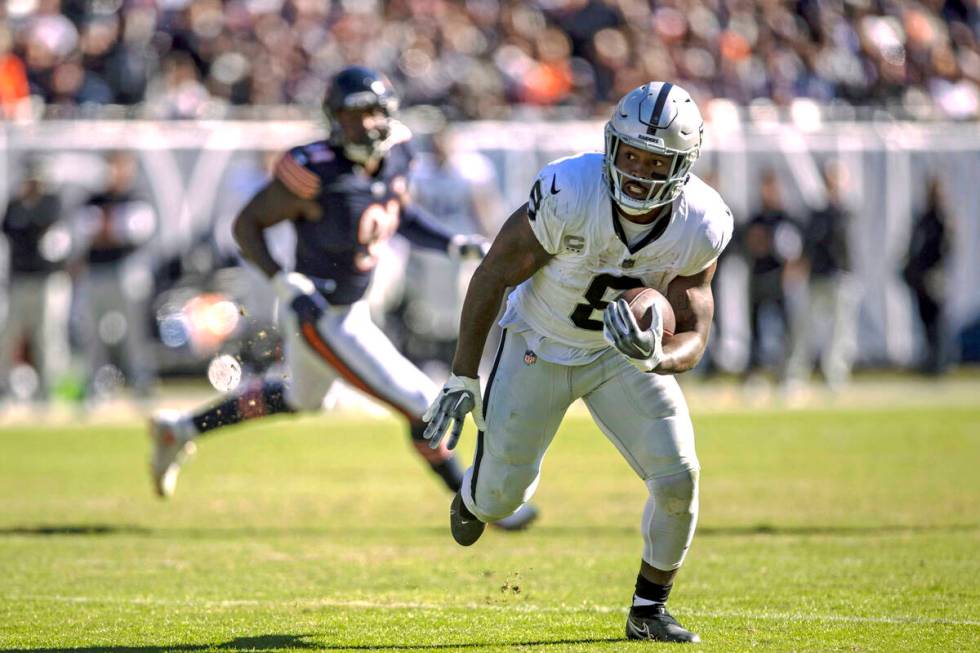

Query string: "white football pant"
[279, 299, 439, 422]
[461, 329, 700, 571]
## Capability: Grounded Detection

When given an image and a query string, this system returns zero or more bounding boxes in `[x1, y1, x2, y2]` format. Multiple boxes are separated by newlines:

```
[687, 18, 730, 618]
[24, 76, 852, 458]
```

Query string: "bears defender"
[424, 82, 733, 643]
[148, 66, 537, 532]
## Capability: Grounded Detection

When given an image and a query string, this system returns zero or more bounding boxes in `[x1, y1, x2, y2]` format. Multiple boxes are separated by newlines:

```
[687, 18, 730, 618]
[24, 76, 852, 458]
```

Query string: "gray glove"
[602, 298, 664, 372]
[422, 375, 485, 450]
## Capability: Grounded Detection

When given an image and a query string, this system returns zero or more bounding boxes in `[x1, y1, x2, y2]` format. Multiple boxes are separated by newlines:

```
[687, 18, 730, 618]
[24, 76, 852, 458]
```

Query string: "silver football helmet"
[604, 82, 703, 214]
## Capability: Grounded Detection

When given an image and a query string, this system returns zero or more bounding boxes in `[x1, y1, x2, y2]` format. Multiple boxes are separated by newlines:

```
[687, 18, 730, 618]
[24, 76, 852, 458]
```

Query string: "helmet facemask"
[330, 103, 396, 164]
[603, 82, 703, 215]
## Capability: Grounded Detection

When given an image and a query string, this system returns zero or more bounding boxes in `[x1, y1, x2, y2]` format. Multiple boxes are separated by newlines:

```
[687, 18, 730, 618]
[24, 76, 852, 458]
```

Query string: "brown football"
[617, 287, 676, 337]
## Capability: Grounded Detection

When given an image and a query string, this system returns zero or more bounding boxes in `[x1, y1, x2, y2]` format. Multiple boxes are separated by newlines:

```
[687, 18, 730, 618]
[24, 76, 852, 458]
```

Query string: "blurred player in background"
[75, 151, 159, 399]
[396, 122, 502, 370]
[149, 66, 538, 532]
[785, 160, 858, 390]
[0, 159, 73, 402]
[903, 177, 952, 375]
[739, 170, 803, 381]
[424, 82, 733, 643]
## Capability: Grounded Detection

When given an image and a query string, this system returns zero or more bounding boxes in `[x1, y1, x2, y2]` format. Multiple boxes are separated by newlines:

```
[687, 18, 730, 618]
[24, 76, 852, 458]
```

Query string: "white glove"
[449, 234, 490, 261]
[272, 271, 316, 303]
[602, 298, 665, 373]
[422, 374, 484, 450]
[272, 270, 327, 323]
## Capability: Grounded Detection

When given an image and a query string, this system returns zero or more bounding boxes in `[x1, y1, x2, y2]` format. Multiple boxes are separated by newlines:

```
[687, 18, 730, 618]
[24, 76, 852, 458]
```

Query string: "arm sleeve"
[397, 202, 454, 252]
[679, 205, 734, 276]
[273, 147, 321, 199]
[525, 166, 566, 255]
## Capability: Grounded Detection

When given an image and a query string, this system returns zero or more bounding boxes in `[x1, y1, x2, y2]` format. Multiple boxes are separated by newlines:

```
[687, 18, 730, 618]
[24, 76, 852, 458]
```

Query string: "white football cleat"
[149, 410, 197, 499]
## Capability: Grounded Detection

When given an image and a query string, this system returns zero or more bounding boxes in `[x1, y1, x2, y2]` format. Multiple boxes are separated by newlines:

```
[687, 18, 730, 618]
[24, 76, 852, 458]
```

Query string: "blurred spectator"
[142, 51, 213, 119]
[395, 124, 502, 368]
[2, 0, 978, 119]
[740, 169, 803, 380]
[0, 27, 30, 118]
[785, 160, 859, 390]
[903, 177, 952, 375]
[0, 160, 74, 402]
[74, 151, 159, 399]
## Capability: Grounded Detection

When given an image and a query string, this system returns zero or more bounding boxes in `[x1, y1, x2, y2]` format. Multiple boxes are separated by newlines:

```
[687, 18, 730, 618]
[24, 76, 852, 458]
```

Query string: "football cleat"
[449, 492, 486, 546]
[625, 604, 701, 643]
[149, 410, 197, 499]
[491, 502, 540, 532]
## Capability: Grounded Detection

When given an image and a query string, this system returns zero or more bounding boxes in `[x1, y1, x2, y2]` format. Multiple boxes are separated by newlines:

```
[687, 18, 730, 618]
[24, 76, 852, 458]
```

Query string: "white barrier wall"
[2, 119, 978, 368]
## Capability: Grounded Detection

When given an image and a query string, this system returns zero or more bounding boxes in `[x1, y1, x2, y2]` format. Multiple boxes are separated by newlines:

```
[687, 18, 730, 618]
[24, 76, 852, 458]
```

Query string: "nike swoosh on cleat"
[627, 618, 650, 639]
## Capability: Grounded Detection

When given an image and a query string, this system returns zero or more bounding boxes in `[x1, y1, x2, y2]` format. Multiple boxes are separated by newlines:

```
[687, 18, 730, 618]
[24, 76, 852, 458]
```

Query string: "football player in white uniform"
[424, 82, 733, 643]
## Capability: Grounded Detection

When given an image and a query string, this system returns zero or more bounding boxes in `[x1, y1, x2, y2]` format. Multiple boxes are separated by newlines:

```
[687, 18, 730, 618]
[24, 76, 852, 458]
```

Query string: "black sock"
[634, 574, 673, 607]
[430, 457, 463, 493]
[409, 422, 464, 492]
[192, 379, 294, 434]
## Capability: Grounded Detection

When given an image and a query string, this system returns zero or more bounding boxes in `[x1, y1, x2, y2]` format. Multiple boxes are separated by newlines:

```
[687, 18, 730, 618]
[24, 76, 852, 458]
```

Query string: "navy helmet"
[324, 66, 399, 163]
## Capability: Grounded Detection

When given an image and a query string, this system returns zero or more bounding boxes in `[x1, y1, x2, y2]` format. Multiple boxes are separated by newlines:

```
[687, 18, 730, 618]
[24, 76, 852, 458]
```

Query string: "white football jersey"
[500, 152, 733, 365]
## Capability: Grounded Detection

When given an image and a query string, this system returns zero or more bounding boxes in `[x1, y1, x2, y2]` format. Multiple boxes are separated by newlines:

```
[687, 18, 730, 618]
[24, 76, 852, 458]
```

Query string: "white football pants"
[461, 329, 700, 571]
[279, 299, 439, 423]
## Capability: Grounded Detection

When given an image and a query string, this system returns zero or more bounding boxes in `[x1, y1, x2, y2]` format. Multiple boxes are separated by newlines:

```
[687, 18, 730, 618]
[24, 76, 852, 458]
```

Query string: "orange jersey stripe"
[299, 322, 414, 421]
[279, 154, 320, 186]
[276, 159, 320, 198]
[275, 154, 320, 199]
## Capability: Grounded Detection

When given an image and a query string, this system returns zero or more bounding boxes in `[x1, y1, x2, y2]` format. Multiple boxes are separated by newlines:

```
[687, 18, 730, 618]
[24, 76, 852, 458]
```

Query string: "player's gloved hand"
[422, 374, 484, 450]
[603, 298, 664, 373]
[272, 270, 328, 323]
[449, 234, 490, 261]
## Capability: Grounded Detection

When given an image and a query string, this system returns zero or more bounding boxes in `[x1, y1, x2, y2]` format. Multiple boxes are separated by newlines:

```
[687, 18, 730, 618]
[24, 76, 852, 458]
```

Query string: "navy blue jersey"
[275, 129, 423, 305]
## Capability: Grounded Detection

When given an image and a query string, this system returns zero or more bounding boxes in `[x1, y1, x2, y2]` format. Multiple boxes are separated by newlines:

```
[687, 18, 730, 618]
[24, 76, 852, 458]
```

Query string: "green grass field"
[1, 389, 979, 652]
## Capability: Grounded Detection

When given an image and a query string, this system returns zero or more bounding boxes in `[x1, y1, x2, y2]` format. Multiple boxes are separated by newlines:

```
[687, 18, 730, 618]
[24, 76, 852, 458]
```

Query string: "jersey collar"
[609, 198, 673, 254]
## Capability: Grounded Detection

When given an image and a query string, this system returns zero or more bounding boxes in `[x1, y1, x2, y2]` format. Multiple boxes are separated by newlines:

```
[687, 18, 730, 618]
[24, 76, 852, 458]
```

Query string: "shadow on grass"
[697, 523, 979, 537]
[1, 633, 625, 652]
[1, 522, 976, 541]
[0, 524, 150, 537]
[1, 634, 317, 652]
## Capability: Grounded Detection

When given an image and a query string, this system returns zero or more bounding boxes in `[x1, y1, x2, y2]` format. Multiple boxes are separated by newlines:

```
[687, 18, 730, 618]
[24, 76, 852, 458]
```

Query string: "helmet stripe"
[645, 83, 674, 135]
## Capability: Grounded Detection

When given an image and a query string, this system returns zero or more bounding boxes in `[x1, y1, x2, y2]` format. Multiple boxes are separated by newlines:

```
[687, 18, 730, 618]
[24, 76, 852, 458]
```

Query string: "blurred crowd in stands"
[1, 0, 978, 121]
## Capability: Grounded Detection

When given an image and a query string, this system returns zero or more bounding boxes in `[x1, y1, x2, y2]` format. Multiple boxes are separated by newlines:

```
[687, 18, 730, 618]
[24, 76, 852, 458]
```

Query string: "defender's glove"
[272, 270, 328, 324]
[602, 298, 664, 373]
[449, 234, 490, 261]
[422, 374, 484, 450]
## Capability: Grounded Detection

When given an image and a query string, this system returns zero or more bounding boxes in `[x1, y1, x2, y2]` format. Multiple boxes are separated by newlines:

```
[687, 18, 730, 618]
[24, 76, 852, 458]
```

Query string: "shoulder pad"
[275, 145, 322, 199]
